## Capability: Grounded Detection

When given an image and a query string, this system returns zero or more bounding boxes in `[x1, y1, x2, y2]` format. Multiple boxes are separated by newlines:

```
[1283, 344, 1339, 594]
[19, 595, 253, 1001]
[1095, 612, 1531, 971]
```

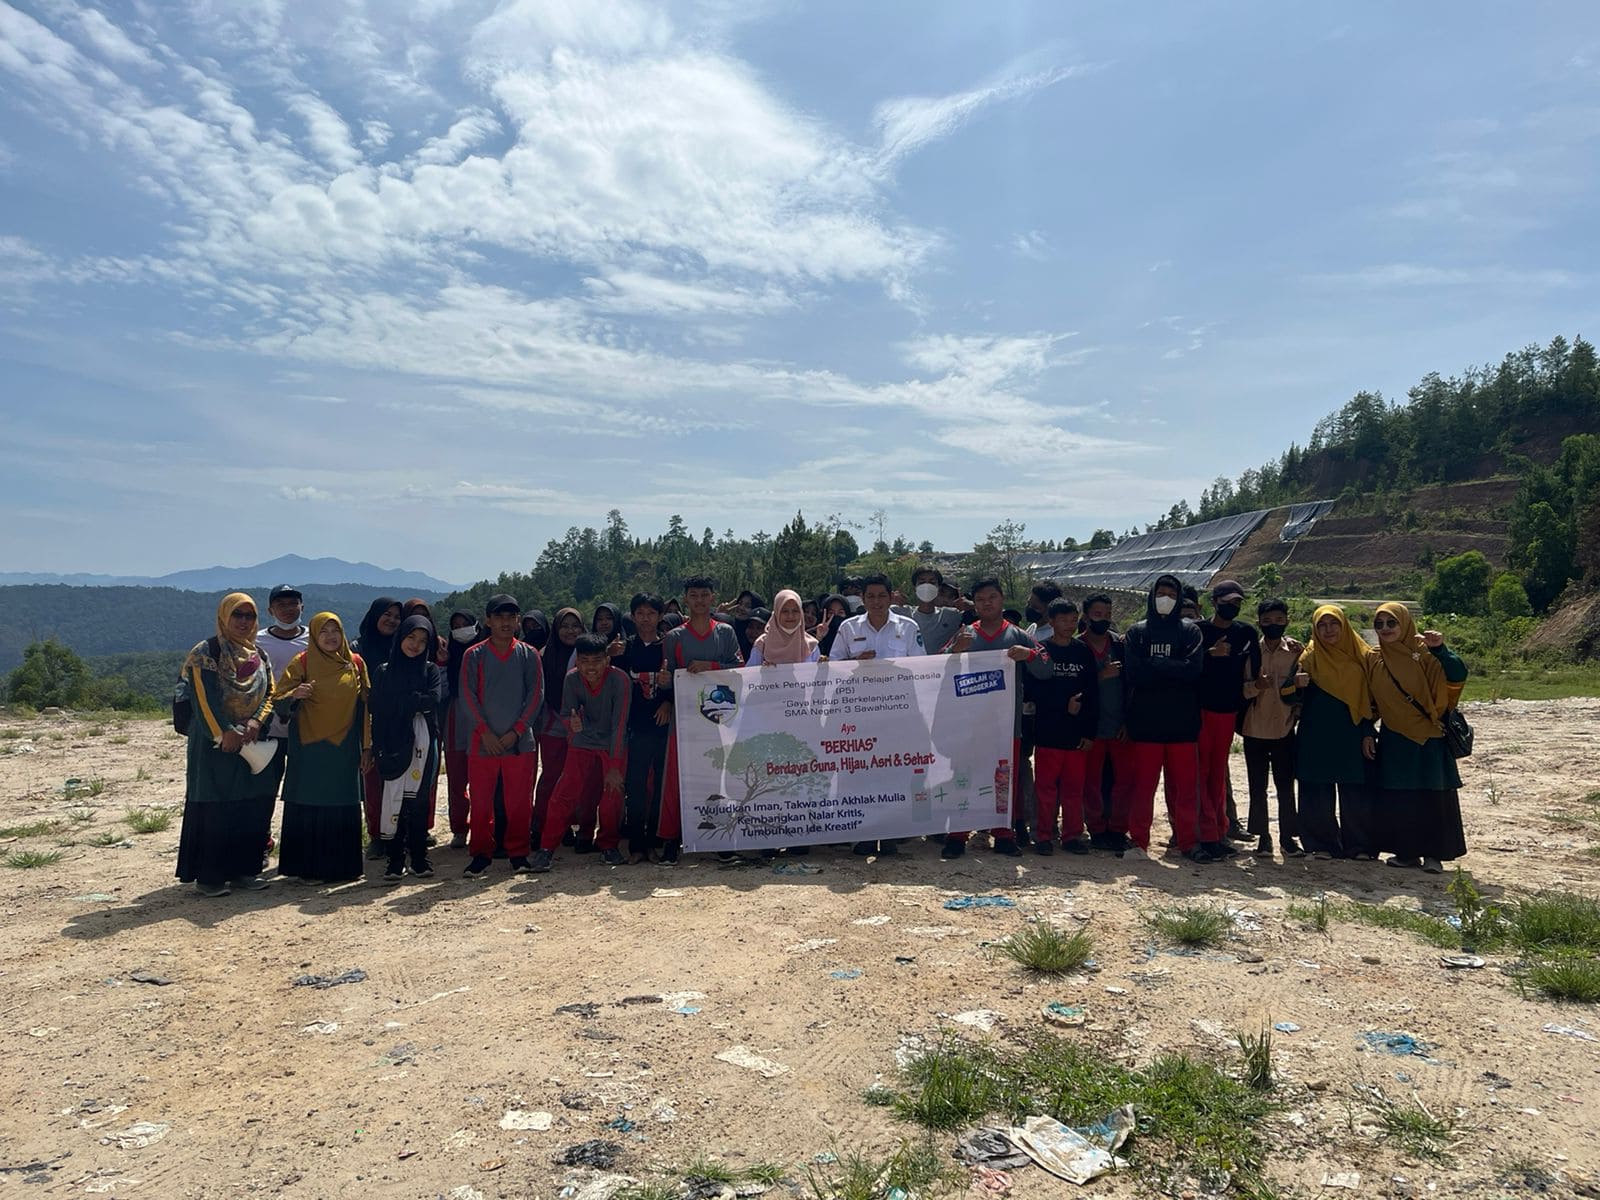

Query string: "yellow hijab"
[274, 612, 368, 745]
[210, 592, 271, 722]
[1298, 604, 1372, 724]
[1367, 602, 1452, 745]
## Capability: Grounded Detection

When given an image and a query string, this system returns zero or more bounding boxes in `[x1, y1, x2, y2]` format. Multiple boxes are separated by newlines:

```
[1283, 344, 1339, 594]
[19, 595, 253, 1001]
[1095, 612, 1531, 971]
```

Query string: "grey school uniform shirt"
[458, 639, 545, 754]
[560, 667, 632, 763]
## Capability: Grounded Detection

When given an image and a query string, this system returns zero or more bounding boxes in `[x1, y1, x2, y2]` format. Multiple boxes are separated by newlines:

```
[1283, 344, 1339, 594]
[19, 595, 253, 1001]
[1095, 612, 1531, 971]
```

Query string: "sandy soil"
[2, 699, 1598, 1199]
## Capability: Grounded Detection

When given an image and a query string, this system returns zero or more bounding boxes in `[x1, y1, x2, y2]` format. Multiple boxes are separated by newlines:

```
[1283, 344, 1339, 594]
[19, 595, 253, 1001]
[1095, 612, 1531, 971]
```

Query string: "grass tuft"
[87, 830, 127, 847]
[1288, 897, 1459, 949]
[996, 923, 1095, 975]
[124, 806, 173, 834]
[4, 848, 65, 869]
[134, 765, 150, 782]
[1509, 890, 1600, 955]
[1374, 1092, 1456, 1162]
[860, 1083, 897, 1107]
[804, 1138, 958, 1200]
[678, 1155, 736, 1184]
[892, 1037, 996, 1129]
[1523, 955, 1600, 1004]
[1236, 1024, 1275, 1091]
[67, 808, 95, 824]
[615, 1185, 680, 1200]
[0, 819, 63, 839]
[744, 1162, 788, 1186]
[1145, 903, 1233, 948]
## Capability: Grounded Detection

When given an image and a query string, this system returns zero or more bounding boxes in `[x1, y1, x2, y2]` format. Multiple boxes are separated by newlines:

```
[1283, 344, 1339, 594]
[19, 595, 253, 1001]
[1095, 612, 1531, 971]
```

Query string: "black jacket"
[1024, 637, 1101, 749]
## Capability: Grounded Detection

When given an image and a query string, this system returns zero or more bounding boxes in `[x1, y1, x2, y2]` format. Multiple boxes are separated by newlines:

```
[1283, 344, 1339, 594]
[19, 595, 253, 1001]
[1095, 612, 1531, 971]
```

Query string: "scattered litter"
[566, 1174, 637, 1200]
[650, 888, 685, 898]
[1481, 1071, 1512, 1090]
[556, 1002, 601, 1018]
[944, 894, 1016, 910]
[1003, 1106, 1134, 1185]
[582, 1070, 615, 1078]
[671, 1006, 702, 1016]
[661, 990, 707, 1007]
[603, 1117, 638, 1133]
[812, 1152, 838, 1165]
[617, 994, 661, 1006]
[1542, 1023, 1598, 1042]
[1440, 954, 1486, 969]
[770, 861, 821, 875]
[446, 1188, 485, 1200]
[651, 1102, 677, 1123]
[1296, 960, 1322, 970]
[128, 971, 172, 986]
[103, 1122, 169, 1149]
[1320, 1171, 1361, 1189]
[829, 968, 864, 981]
[1042, 1002, 1086, 1028]
[894, 955, 916, 965]
[72, 893, 117, 902]
[950, 1009, 1002, 1031]
[1236, 951, 1265, 963]
[905, 926, 972, 938]
[497, 1110, 552, 1131]
[26, 1026, 57, 1038]
[478, 1159, 506, 1172]
[1361, 1031, 1433, 1057]
[292, 968, 367, 989]
[302, 1021, 339, 1035]
[553, 1140, 623, 1168]
[1273, 1022, 1301, 1033]
[1231, 910, 1263, 932]
[408, 985, 470, 1008]
[684, 1177, 737, 1200]
[1103, 986, 1127, 995]
[786, 937, 838, 953]
[579, 1028, 621, 1041]
[972, 1167, 1013, 1194]
[715, 1045, 790, 1077]
[852, 914, 891, 925]
[443, 1129, 479, 1150]
[397, 1148, 418, 1160]
[955, 1127, 1031, 1167]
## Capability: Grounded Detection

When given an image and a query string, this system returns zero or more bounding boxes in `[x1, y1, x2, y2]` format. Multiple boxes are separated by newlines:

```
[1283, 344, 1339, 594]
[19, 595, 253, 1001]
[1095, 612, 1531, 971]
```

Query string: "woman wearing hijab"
[176, 593, 278, 896]
[520, 609, 549, 650]
[1293, 605, 1377, 859]
[273, 613, 372, 884]
[354, 597, 403, 856]
[1366, 603, 1468, 873]
[747, 592, 819, 666]
[444, 608, 485, 849]
[816, 593, 849, 657]
[371, 615, 448, 882]
[535, 608, 585, 848]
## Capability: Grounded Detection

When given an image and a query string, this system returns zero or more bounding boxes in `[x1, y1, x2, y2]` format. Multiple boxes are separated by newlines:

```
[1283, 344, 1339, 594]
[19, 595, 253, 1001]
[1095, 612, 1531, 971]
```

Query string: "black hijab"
[520, 608, 549, 650]
[372, 615, 439, 768]
[591, 602, 623, 642]
[357, 596, 401, 664]
[446, 609, 483, 699]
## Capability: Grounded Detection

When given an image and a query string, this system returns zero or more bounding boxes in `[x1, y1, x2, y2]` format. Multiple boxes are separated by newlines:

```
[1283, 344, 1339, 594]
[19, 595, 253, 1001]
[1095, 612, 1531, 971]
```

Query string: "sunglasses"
[229, 610, 257, 621]
[1373, 617, 1401, 629]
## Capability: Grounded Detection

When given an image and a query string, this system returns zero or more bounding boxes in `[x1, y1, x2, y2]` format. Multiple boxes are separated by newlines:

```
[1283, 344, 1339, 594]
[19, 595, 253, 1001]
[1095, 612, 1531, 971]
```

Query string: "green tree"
[1487, 572, 1533, 622]
[1422, 550, 1491, 616]
[1087, 528, 1115, 550]
[1254, 562, 1283, 594]
[6, 639, 94, 709]
[1516, 501, 1576, 612]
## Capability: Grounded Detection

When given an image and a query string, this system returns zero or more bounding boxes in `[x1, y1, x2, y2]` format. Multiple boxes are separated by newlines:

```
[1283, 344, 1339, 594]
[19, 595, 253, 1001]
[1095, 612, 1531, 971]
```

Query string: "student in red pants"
[1076, 594, 1132, 853]
[941, 577, 1037, 860]
[532, 635, 631, 870]
[1196, 579, 1259, 857]
[656, 575, 744, 864]
[443, 609, 484, 848]
[1023, 598, 1100, 853]
[1122, 574, 1213, 862]
[459, 595, 544, 877]
[533, 607, 584, 849]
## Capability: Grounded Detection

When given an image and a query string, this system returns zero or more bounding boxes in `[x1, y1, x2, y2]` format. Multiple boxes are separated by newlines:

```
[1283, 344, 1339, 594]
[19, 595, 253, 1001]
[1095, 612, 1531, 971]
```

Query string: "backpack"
[171, 636, 221, 736]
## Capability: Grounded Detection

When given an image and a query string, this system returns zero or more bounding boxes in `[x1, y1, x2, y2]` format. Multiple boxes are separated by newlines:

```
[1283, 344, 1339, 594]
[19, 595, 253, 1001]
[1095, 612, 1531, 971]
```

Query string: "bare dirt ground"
[2, 699, 1598, 1200]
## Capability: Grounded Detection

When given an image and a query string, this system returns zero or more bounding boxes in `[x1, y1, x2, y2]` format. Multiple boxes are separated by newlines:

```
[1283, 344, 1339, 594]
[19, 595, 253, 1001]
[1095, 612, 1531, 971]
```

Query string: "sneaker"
[1254, 835, 1273, 857]
[365, 839, 388, 860]
[462, 855, 491, 878]
[510, 856, 533, 874]
[1387, 856, 1420, 870]
[1421, 857, 1443, 874]
[715, 851, 738, 863]
[412, 861, 434, 879]
[1184, 845, 1217, 864]
[574, 839, 597, 854]
[601, 848, 625, 866]
[449, 833, 468, 849]
[231, 875, 270, 891]
[196, 882, 231, 897]
[382, 866, 404, 884]
[1311, 850, 1336, 861]
[852, 841, 877, 856]
[879, 839, 900, 855]
[1033, 839, 1056, 856]
[1281, 837, 1304, 858]
[1088, 830, 1116, 850]
[1063, 838, 1091, 855]
[530, 849, 554, 873]
[1226, 821, 1250, 841]
[659, 841, 680, 865]
[993, 838, 1023, 858]
[940, 838, 966, 860]
[1205, 839, 1238, 859]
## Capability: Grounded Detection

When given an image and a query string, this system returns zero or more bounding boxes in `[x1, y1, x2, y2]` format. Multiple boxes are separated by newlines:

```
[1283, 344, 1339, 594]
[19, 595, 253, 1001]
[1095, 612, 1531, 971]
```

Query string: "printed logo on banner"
[952, 669, 1006, 697]
[697, 682, 740, 724]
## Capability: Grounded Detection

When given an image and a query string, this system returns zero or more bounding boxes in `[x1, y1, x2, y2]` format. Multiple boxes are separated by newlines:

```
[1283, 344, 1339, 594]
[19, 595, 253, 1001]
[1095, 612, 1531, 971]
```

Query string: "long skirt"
[1378, 787, 1468, 861]
[278, 735, 366, 882]
[176, 738, 275, 887]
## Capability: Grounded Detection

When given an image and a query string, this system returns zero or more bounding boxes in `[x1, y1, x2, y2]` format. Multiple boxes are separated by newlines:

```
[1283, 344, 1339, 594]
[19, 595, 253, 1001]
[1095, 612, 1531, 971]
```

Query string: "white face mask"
[1154, 595, 1177, 616]
[914, 583, 939, 603]
[272, 610, 302, 630]
[777, 617, 802, 634]
[451, 626, 478, 644]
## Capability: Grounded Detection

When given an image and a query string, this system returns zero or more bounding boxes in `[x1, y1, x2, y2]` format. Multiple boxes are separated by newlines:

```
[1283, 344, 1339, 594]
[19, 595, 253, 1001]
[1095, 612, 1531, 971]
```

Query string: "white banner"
[674, 651, 1017, 851]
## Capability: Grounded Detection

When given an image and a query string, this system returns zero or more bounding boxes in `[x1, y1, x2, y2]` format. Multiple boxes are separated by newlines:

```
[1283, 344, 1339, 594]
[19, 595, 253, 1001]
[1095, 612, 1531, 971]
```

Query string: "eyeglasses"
[1373, 617, 1400, 629]
[229, 610, 257, 621]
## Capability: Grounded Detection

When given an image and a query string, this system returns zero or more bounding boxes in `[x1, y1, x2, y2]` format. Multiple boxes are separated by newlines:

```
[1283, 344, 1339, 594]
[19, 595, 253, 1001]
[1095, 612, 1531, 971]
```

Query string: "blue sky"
[2, 1, 1597, 585]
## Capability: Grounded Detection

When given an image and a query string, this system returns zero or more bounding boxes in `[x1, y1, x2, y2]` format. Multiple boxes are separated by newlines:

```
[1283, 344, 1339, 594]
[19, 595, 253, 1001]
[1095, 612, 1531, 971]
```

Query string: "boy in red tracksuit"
[1196, 579, 1259, 855]
[460, 594, 544, 877]
[1022, 598, 1100, 854]
[532, 635, 631, 871]
[942, 577, 1036, 860]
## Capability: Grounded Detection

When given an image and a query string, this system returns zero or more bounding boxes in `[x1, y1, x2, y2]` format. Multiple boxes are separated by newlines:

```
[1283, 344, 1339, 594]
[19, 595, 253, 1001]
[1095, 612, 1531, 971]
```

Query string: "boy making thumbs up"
[532, 635, 631, 871]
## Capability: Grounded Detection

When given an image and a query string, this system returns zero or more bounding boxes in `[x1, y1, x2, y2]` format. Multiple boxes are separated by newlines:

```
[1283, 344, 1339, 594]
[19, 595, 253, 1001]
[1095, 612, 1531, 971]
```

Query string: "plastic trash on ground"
[944, 895, 1016, 910]
[1042, 1002, 1086, 1027]
[1004, 1106, 1135, 1185]
[498, 1110, 552, 1131]
[954, 1127, 1031, 1168]
[292, 967, 367, 989]
[714, 1045, 790, 1077]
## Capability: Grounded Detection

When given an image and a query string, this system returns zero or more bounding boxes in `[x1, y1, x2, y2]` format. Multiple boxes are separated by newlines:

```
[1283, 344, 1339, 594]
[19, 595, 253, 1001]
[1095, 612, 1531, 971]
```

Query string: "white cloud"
[278, 484, 331, 501]
[1010, 230, 1054, 261]
[286, 93, 362, 172]
[1307, 264, 1578, 289]
[409, 107, 500, 165]
[874, 62, 1085, 166]
[71, 5, 161, 70]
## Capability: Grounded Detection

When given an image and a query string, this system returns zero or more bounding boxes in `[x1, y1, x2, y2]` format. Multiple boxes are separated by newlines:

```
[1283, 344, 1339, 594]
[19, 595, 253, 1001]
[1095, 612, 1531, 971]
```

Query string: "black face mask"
[1215, 602, 1241, 621]
[1086, 619, 1111, 635]
[1260, 622, 1287, 640]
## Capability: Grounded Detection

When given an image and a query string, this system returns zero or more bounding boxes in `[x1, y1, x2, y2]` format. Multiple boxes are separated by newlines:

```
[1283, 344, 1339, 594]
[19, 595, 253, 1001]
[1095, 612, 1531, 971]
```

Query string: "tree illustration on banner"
[698, 733, 827, 841]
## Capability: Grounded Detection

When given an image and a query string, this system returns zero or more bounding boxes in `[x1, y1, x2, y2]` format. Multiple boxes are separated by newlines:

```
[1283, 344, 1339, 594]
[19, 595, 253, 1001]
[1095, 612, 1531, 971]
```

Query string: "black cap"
[1210, 578, 1245, 601]
[269, 584, 302, 602]
[485, 593, 521, 615]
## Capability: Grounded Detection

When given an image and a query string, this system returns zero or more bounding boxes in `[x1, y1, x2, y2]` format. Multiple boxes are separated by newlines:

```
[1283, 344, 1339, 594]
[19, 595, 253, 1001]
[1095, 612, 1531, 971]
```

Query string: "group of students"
[173, 567, 1469, 895]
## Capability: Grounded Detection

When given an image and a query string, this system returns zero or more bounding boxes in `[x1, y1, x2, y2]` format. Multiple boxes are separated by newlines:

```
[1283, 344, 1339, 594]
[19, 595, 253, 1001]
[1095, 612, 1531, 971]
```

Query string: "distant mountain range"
[0, 554, 460, 594]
